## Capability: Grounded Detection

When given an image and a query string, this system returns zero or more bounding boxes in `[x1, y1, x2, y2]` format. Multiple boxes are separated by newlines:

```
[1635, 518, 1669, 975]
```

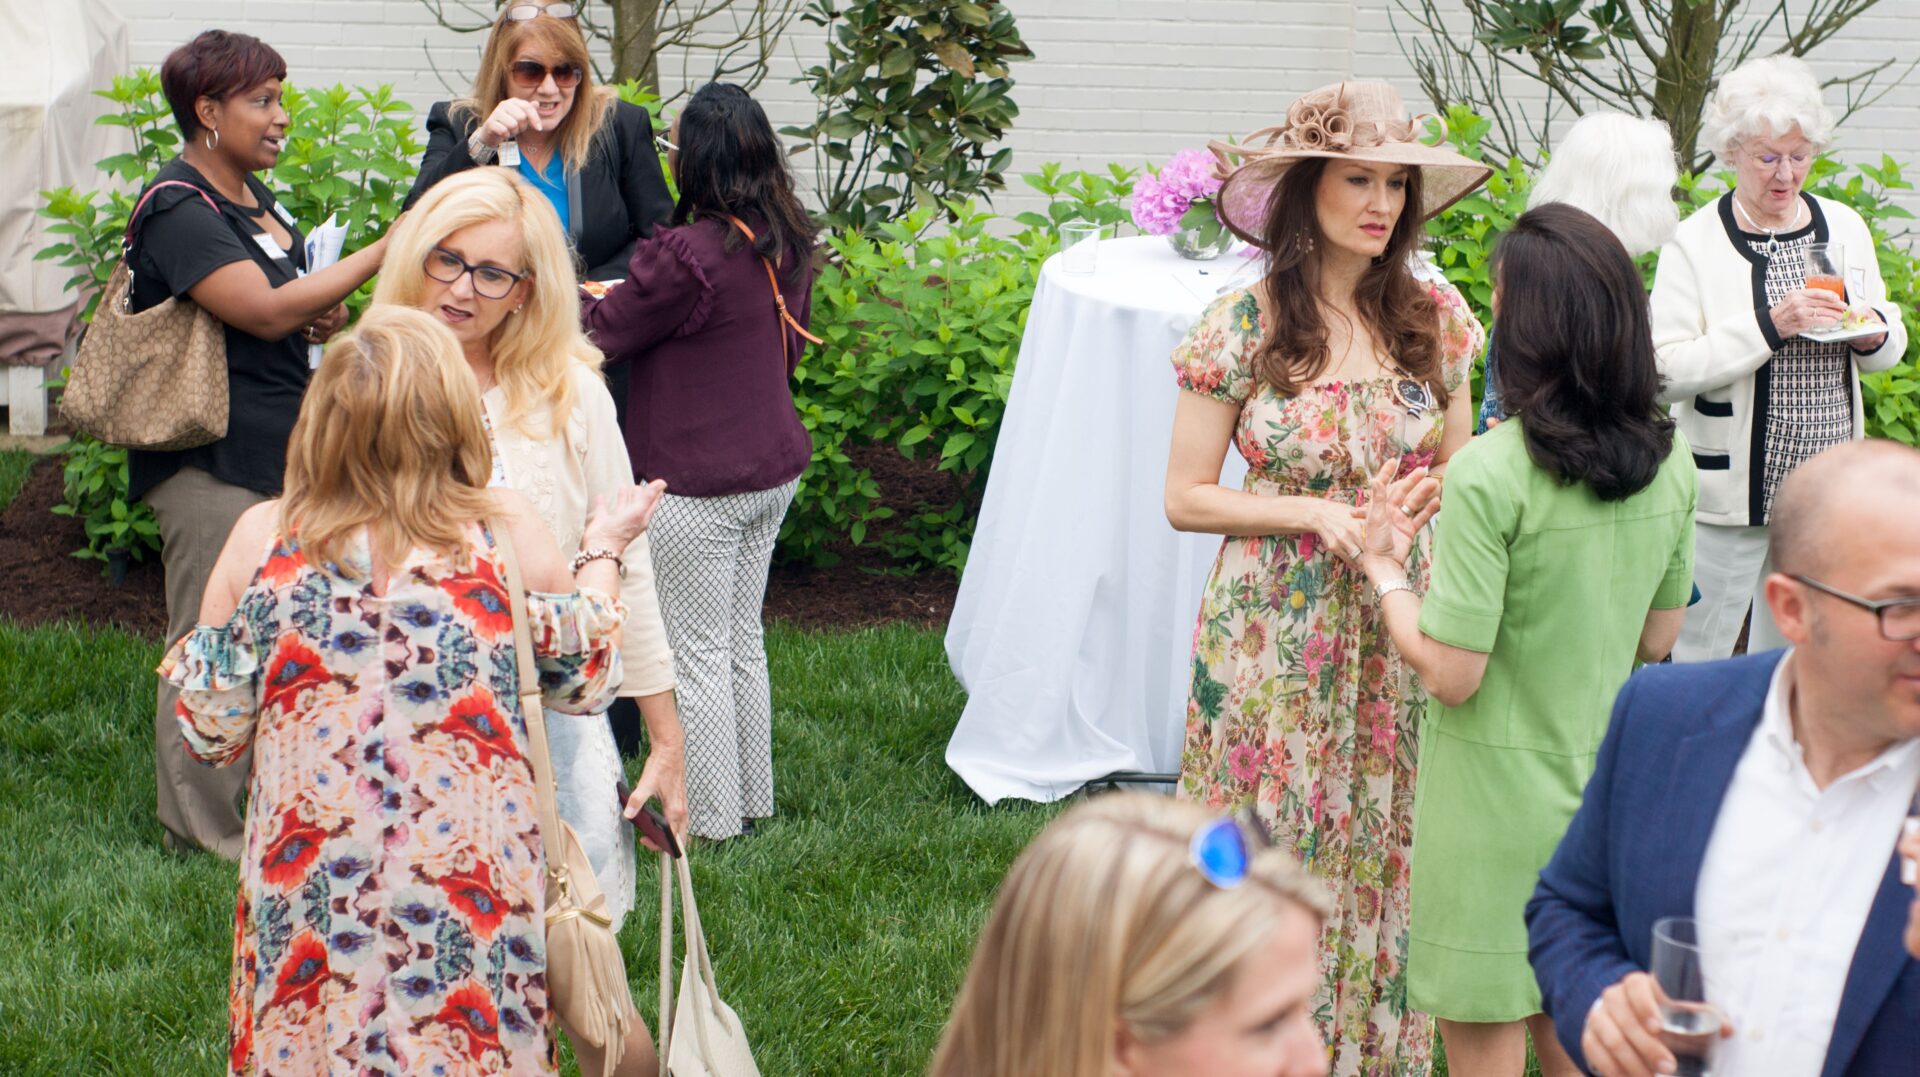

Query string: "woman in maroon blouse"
[582, 82, 818, 841]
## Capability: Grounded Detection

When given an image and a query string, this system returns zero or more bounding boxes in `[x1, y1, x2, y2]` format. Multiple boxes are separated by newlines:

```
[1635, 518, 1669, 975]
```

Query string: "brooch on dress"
[1394, 377, 1435, 418]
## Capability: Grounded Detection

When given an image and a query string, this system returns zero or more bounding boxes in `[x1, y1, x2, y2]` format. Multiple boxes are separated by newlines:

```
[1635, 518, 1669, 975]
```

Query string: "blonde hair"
[371, 167, 602, 438]
[1532, 112, 1680, 258]
[280, 307, 497, 574]
[452, 1, 614, 173]
[928, 795, 1332, 1077]
[1702, 55, 1835, 160]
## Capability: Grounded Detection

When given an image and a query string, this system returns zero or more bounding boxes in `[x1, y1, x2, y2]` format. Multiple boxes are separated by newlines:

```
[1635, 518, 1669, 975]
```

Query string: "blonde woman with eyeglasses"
[371, 169, 688, 1075]
[159, 306, 657, 1076]
[930, 794, 1333, 1077]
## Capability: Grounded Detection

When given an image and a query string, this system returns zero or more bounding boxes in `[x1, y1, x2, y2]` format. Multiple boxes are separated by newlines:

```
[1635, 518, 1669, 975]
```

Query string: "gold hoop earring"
[205, 128, 220, 151]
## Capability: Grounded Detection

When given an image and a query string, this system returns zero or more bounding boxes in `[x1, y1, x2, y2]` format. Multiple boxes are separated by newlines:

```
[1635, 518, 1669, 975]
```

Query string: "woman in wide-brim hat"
[1163, 80, 1488, 1077]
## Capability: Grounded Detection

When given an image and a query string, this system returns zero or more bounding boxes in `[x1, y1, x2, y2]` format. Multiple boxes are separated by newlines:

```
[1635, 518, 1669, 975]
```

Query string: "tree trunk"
[608, 0, 663, 88]
[1651, 0, 1726, 171]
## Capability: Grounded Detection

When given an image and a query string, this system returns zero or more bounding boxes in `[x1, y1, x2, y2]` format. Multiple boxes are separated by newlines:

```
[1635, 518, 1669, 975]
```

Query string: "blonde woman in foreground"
[929, 794, 1333, 1077]
[160, 307, 657, 1075]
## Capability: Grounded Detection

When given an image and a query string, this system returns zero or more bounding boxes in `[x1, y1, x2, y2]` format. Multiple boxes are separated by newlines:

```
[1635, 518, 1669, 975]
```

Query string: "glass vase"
[1167, 218, 1235, 260]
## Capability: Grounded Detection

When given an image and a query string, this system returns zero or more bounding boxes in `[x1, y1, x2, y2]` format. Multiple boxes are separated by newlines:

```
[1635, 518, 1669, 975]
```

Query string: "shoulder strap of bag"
[491, 522, 571, 904]
[723, 214, 824, 369]
[659, 850, 674, 1077]
[125, 180, 221, 253]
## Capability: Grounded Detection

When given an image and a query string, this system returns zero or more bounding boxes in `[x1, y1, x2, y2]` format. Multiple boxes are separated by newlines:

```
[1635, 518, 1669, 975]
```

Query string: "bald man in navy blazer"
[1526, 440, 1920, 1077]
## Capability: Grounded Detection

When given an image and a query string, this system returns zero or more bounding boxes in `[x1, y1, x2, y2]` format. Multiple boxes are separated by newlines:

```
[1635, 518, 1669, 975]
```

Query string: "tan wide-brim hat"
[1211, 81, 1493, 248]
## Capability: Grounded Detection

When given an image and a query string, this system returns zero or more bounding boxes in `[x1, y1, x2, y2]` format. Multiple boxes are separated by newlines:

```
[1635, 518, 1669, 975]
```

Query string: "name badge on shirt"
[252, 231, 291, 261]
[272, 201, 296, 228]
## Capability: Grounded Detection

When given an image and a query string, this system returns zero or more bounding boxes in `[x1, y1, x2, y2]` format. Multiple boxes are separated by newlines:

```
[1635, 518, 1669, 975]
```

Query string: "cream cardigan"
[1649, 193, 1906, 527]
[484, 364, 676, 696]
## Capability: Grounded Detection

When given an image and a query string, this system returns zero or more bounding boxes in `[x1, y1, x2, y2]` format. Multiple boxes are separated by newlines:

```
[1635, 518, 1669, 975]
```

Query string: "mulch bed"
[0, 448, 961, 640]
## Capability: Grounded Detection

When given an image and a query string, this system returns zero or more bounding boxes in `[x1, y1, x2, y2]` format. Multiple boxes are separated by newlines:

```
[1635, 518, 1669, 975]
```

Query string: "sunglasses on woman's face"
[504, 3, 576, 20]
[509, 60, 584, 90]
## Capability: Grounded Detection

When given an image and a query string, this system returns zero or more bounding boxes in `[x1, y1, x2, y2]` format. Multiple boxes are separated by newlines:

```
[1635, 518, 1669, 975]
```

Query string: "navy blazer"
[1526, 651, 1920, 1076]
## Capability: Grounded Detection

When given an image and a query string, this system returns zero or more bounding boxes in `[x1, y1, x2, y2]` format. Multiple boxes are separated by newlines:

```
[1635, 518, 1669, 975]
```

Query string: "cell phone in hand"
[616, 780, 682, 859]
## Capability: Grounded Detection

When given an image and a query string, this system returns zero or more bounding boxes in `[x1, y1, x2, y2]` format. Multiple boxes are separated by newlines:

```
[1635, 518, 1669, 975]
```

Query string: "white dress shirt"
[1694, 652, 1920, 1077]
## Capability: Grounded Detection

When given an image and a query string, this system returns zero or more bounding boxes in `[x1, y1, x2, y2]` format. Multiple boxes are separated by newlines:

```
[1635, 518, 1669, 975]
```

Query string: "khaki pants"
[146, 466, 265, 859]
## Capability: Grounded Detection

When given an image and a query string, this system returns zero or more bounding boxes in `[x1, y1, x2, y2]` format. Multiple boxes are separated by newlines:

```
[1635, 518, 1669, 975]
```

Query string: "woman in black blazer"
[403, 2, 672, 284]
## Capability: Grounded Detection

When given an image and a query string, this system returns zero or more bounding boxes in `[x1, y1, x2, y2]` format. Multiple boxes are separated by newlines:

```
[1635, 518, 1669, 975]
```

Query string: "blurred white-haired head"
[1530, 111, 1681, 257]
[1701, 55, 1835, 160]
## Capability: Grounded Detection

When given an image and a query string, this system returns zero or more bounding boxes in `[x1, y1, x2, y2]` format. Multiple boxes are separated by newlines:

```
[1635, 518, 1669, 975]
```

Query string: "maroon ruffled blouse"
[581, 215, 815, 498]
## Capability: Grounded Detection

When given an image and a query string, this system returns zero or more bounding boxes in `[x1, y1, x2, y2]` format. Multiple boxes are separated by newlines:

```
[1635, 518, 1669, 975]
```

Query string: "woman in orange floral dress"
[1164, 83, 1488, 1076]
[159, 307, 665, 1076]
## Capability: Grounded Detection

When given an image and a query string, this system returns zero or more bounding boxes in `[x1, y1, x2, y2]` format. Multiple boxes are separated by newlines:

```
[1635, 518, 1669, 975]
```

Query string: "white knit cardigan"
[1649, 192, 1907, 527]
[484, 363, 676, 697]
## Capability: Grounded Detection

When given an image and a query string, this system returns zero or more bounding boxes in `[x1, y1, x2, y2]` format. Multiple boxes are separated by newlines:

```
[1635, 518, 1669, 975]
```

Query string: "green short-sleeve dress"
[1406, 419, 1697, 1021]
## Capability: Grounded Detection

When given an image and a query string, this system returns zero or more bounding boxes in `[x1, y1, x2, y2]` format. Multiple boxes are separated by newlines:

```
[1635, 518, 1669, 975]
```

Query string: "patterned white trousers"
[649, 480, 797, 839]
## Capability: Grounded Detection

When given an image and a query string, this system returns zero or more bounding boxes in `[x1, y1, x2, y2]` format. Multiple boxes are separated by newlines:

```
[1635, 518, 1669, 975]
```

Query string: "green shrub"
[782, 0, 1030, 235]
[34, 71, 420, 572]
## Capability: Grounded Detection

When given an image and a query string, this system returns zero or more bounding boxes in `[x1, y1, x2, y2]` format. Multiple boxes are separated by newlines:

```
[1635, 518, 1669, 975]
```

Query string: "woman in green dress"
[1357, 203, 1698, 1077]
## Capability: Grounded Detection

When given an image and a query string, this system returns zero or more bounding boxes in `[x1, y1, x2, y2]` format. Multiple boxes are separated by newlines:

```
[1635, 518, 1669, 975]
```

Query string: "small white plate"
[1799, 320, 1884, 344]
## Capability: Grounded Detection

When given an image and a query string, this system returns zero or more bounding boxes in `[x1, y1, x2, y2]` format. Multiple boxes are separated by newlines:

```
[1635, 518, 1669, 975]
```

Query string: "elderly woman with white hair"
[1479, 111, 1680, 430]
[1651, 55, 1907, 661]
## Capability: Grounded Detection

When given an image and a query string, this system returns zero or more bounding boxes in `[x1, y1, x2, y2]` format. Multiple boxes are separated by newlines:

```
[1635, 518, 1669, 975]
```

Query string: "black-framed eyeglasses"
[424, 247, 529, 301]
[1791, 574, 1920, 642]
[509, 60, 584, 90]
[503, 3, 576, 21]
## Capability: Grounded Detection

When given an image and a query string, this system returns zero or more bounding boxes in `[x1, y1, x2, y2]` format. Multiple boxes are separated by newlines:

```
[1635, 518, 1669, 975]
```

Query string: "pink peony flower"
[1130, 148, 1224, 235]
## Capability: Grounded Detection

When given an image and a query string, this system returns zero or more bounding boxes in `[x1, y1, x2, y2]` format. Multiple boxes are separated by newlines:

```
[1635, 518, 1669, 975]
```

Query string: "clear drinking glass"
[1652, 917, 1725, 1077]
[1803, 242, 1846, 326]
[1058, 222, 1102, 276]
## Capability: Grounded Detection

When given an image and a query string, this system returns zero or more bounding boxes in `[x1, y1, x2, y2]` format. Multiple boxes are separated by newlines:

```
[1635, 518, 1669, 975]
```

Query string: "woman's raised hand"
[1769, 288, 1847, 338]
[1360, 458, 1440, 573]
[582, 480, 668, 551]
[477, 97, 546, 149]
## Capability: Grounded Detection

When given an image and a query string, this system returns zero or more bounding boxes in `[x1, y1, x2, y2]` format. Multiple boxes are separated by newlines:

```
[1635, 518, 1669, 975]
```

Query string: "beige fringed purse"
[495, 525, 641, 1077]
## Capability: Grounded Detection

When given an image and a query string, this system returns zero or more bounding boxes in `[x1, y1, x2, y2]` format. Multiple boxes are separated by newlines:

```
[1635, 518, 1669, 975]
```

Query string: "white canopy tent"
[0, 0, 129, 435]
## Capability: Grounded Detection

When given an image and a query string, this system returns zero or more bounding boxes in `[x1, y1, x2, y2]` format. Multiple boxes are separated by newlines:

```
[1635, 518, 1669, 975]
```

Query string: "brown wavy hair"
[280, 307, 497, 575]
[1251, 157, 1447, 405]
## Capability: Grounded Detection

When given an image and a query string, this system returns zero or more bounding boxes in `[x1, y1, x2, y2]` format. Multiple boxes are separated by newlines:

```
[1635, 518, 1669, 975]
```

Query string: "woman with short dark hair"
[1358, 202, 1699, 1077]
[140, 29, 394, 858]
[582, 82, 819, 841]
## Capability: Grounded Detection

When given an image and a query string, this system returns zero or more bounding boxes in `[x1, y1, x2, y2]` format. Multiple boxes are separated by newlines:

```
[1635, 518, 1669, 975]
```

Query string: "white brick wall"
[114, 0, 1920, 219]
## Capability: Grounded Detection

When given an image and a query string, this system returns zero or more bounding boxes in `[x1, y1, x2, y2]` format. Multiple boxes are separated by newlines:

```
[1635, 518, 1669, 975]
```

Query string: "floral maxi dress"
[1175, 281, 1482, 1077]
[160, 523, 626, 1076]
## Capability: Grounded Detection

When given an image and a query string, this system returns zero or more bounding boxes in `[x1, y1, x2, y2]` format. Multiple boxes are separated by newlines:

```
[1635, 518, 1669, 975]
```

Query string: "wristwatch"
[467, 129, 498, 164]
[1374, 578, 1417, 601]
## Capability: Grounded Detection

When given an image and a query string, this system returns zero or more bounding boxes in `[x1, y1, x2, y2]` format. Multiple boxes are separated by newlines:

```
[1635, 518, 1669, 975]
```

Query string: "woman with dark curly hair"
[1163, 81, 1489, 1074]
[582, 82, 818, 841]
[1358, 203, 1698, 1077]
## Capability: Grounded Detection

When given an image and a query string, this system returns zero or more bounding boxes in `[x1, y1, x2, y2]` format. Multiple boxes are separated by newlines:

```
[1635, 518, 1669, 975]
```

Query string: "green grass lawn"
[0, 448, 34, 508]
[0, 616, 1059, 1074]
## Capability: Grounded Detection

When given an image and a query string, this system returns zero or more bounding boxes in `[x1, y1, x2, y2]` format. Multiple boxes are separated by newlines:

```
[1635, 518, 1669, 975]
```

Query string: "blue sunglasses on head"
[1188, 811, 1274, 889]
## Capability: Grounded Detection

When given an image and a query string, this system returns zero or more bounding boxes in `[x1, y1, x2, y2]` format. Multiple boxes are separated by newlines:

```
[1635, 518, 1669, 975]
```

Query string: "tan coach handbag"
[495, 524, 641, 1077]
[62, 180, 230, 451]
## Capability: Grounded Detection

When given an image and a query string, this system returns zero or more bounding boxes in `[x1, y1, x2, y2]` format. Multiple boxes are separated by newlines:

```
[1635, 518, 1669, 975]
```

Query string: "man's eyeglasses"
[504, 3, 576, 21]
[509, 60, 584, 90]
[1189, 811, 1275, 889]
[424, 247, 529, 301]
[1791, 575, 1920, 642]
[654, 133, 678, 154]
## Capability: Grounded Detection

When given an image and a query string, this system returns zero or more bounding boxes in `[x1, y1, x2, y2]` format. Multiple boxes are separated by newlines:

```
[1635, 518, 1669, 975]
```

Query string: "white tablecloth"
[944, 235, 1257, 803]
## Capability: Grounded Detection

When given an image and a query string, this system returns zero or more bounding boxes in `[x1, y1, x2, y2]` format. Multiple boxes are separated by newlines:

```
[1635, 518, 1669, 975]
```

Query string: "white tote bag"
[658, 851, 759, 1077]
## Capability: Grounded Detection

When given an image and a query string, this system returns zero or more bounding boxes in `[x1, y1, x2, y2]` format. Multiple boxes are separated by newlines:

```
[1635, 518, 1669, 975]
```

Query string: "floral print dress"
[1175, 281, 1482, 1077]
[159, 522, 626, 1076]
